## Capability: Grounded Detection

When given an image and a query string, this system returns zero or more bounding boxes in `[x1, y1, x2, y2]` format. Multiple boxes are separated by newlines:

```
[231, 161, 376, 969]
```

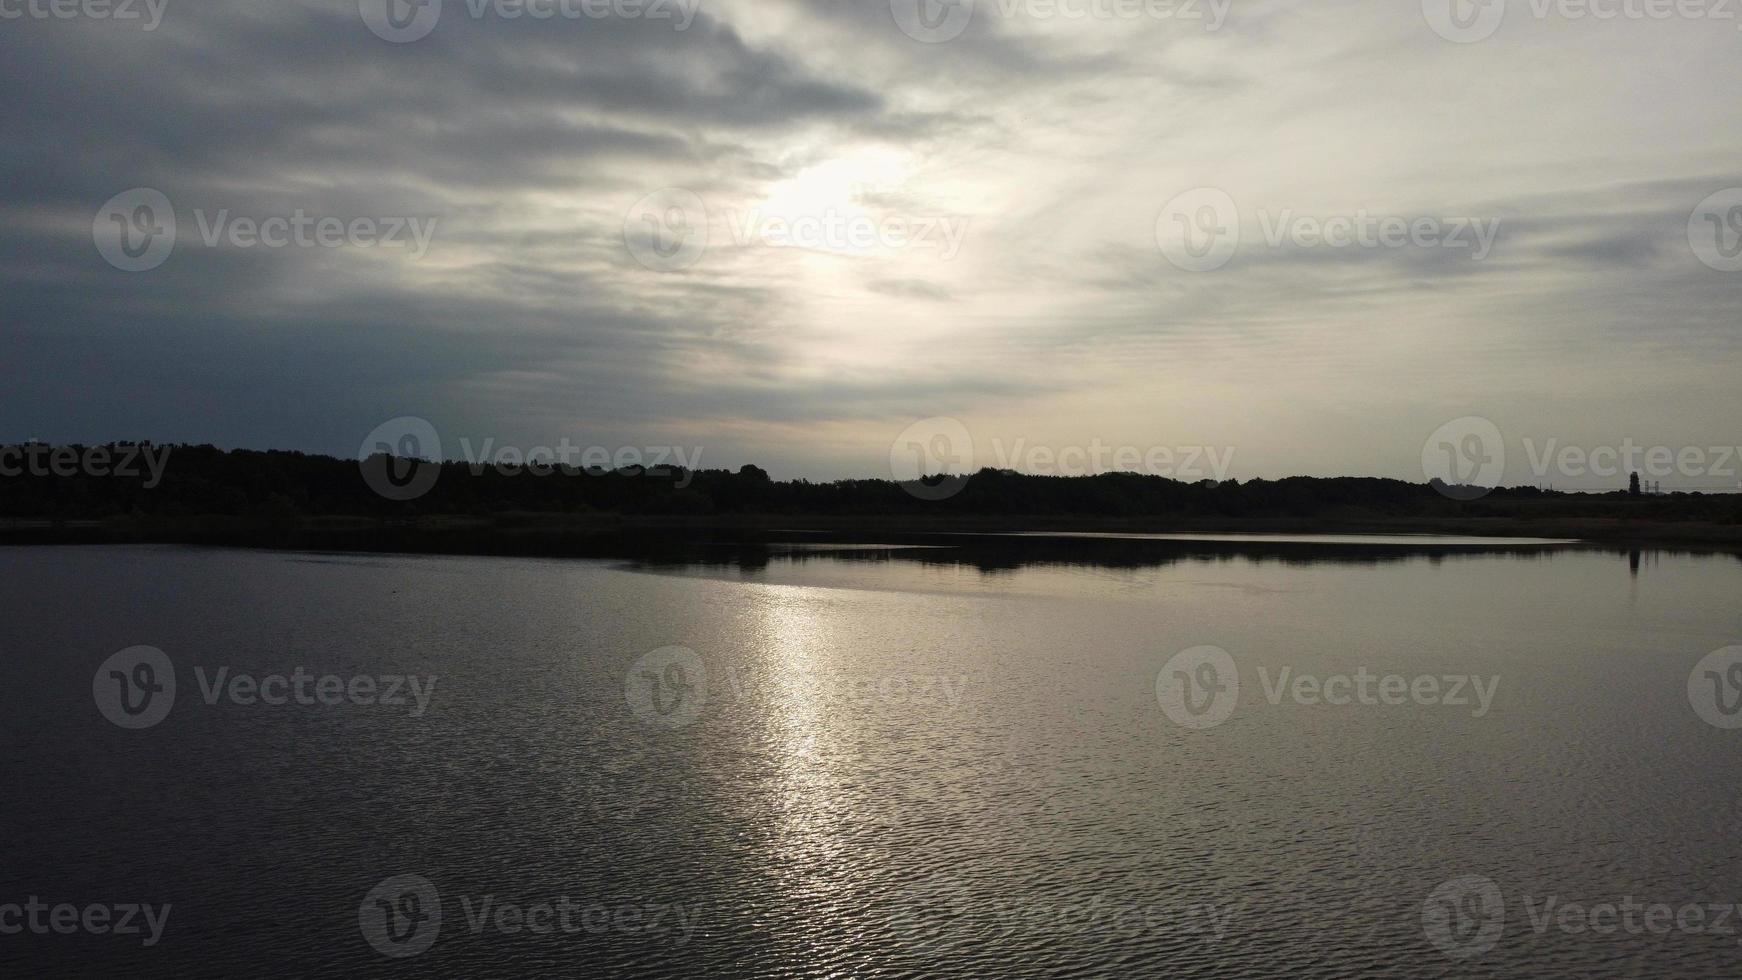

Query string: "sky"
[2, 0, 1739, 489]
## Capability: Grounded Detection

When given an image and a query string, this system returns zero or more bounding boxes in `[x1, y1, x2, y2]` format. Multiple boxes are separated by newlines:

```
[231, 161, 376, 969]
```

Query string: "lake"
[4, 539, 1741, 977]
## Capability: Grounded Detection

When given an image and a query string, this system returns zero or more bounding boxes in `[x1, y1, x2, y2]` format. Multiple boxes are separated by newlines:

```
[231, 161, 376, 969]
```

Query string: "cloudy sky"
[2, 0, 1739, 488]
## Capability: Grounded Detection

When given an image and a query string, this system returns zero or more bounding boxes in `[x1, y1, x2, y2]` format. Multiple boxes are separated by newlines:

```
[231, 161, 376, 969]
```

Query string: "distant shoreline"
[7, 445, 1739, 556]
[5, 512, 1741, 555]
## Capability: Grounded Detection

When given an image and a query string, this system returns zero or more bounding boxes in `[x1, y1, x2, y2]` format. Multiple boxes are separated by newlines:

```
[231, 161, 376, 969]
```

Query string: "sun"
[756, 148, 915, 233]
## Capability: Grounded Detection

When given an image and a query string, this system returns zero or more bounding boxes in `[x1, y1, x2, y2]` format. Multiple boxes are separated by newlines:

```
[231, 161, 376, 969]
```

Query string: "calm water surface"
[3, 541, 1741, 978]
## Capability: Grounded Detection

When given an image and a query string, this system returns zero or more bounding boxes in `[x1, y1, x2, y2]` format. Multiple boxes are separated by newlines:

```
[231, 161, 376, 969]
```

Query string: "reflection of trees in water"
[614, 534, 1741, 575]
[50, 520, 1734, 573]
[1626, 547, 1686, 577]
[1619, 546, 1742, 577]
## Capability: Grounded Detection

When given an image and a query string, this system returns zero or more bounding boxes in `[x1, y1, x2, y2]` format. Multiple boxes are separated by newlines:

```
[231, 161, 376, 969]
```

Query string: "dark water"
[3, 540, 1742, 978]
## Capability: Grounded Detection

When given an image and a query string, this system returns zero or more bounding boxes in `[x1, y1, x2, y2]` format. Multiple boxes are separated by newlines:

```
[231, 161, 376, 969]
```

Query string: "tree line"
[3, 443, 1738, 525]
